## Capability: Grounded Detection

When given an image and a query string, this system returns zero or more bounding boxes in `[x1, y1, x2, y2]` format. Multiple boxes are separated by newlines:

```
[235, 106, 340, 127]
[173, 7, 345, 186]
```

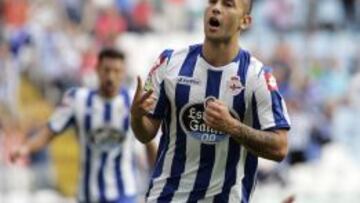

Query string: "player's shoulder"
[247, 55, 265, 79]
[158, 45, 191, 64]
[150, 45, 198, 76]
[63, 87, 93, 101]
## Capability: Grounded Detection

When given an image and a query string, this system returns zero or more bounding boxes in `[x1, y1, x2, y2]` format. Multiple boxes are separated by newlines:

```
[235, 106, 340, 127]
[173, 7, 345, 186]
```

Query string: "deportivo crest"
[227, 76, 244, 95]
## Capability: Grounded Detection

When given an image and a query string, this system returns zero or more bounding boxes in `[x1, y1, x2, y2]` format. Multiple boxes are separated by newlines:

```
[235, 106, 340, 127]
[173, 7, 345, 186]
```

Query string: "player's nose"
[211, 2, 221, 15]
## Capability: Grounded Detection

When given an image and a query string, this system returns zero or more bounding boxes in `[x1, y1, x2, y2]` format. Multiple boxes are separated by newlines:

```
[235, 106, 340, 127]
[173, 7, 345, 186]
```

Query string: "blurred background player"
[131, 0, 290, 202]
[10, 48, 156, 203]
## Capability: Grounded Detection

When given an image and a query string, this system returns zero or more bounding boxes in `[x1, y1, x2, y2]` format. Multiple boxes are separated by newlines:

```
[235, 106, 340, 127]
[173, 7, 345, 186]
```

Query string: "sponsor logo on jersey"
[177, 76, 201, 86]
[180, 100, 239, 144]
[88, 126, 126, 150]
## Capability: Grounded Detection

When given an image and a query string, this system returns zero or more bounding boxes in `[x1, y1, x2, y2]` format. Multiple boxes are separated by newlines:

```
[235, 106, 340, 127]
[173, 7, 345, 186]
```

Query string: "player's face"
[97, 57, 126, 97]
[204, 0, 251, 42]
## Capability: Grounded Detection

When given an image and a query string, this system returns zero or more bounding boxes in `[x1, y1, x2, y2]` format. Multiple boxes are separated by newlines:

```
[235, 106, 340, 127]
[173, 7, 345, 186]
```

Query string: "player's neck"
[202, 38, 240, 67]
[99, 89, 118, 100]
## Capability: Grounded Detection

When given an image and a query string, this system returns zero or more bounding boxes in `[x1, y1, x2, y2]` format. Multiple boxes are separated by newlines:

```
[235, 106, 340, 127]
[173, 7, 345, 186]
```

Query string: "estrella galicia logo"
[180, 101, 239, 144]
[88, 126, 126, 150]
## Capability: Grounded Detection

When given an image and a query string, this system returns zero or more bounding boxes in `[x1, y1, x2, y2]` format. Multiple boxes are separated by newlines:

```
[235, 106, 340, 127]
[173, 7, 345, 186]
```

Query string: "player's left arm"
[204, 67, 290, 162]
[145, 141, 157, 168]
[204, 100, 288, 162]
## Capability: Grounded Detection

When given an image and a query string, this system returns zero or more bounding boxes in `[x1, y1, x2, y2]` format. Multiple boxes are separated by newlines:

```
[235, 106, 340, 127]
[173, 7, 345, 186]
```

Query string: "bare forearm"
[227, 119, 288, 162]
[24, 126, 55, 154]
[145, 141, 158, 168]
[131, 116, 160, 143]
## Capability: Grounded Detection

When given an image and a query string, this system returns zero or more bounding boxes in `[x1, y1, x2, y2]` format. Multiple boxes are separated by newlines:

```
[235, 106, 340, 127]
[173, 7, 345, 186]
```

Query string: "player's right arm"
[10, 126, 55, 162]
[131, 49, 173, 143]
[11, 88, 77, 162]
[130, 76, 161, 143]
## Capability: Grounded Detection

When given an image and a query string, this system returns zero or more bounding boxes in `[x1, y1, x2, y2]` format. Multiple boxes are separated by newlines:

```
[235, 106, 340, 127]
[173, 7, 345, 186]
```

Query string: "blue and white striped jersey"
[48, 87, 137, 203]
[145, 44, 291, 203]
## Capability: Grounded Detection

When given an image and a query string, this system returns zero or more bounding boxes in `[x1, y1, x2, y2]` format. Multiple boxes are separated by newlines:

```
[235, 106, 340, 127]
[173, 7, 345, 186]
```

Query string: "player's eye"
[224, 0, 235, 7]
[209, 0, 217, 5]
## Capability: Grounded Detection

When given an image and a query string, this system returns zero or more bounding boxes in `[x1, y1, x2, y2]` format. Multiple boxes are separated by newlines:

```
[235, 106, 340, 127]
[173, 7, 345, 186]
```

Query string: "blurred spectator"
[115, 0, 134, 27]
[131, 0, 153, 33]
[95, 7, 127, 46]
[270, 41, 294, 97]
[3, 0, 29, 29]
[315, 0, 344, 30]
[286, 99, 313, 165]
[265, 0, 294, 32]
[63, 0, 84, 24]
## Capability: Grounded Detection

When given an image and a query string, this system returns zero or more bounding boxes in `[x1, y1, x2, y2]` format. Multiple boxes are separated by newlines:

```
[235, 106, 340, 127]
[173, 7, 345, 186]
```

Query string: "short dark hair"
[98, 48, 125, 63]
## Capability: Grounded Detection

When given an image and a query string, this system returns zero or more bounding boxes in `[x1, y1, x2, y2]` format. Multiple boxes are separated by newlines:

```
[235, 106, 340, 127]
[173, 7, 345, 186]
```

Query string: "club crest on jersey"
[263, 67, 278, 91]
[227, 76, 244, 95]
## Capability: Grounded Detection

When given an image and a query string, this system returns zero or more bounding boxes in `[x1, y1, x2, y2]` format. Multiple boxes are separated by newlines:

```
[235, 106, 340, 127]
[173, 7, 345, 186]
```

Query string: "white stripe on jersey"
[104, 148, 121, 200]
[121, 133, 136, 195]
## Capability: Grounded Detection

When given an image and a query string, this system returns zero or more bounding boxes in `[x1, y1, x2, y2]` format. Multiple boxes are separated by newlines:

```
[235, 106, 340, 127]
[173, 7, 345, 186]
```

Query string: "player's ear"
[239, 15, 252, 31]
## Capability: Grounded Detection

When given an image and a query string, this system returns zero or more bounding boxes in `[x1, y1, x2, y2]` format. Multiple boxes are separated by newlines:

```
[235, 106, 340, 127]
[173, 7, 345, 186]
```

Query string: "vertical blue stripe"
[121, 89, 130, 131]
[97, 98, 113, 202]
[271, 91, 290, 128]
[241, 153, 258, 203]
[115, 154, 124, 197]
[214, 50, 250, 202]
[187, 69, 222, 202]
[84, 90, 96, 202]
[98, 152, 108, 202]
[157, 44, 201, 202]
[104, 102, 112, 123]
[240, 94, 260, 203]
[152, 82, 168, 119]
[146, 89, 171, 199]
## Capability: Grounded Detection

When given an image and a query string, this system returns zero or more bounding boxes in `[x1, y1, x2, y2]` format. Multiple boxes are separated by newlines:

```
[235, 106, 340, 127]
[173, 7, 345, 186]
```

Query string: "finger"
[142, 103, 156, 113]
[205, 108, 221, 119]
[139, 89, 154, 104]
[134, 76, 143, 99]
[213, 99, 224, 105]
[204, 114, 215, 127]
[206, 102, 222, 112]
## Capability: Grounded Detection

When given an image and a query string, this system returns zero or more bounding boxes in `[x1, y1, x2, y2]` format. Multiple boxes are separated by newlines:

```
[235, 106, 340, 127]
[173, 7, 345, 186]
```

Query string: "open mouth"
[209, 17, 220, 28]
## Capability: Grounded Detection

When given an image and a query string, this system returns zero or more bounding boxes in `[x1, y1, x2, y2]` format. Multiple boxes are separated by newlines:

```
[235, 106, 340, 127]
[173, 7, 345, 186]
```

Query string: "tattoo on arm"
[229, 121, 286, 161]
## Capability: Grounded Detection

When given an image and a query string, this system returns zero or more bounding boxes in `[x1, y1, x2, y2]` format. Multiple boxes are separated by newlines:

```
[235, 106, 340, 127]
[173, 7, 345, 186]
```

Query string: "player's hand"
[9, 146, 29, 163]
[131, 76, 156, 119]
[203, 99, 239, 133]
